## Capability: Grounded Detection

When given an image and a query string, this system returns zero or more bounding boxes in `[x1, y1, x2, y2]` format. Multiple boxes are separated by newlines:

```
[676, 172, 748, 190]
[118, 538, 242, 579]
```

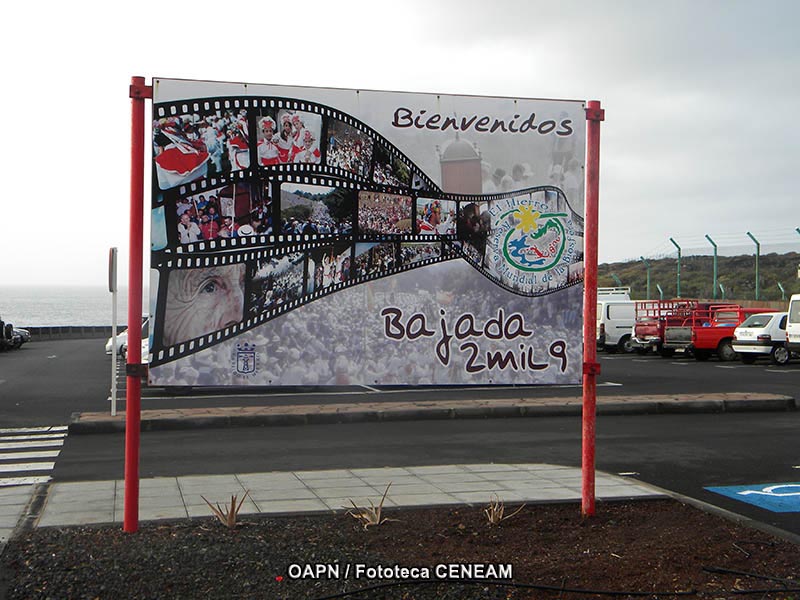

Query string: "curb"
[69, 395, 796, 435]
[640, 482, 800, 547]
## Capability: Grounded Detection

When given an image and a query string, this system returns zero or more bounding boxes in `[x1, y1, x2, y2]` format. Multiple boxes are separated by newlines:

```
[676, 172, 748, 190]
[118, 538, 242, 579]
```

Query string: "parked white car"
[732, 312, 789, 365]
[105, 317, 150, 362]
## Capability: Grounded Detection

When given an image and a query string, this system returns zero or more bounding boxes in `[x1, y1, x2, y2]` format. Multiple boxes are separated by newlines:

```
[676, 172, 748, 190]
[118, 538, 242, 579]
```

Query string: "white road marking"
[617, 472, 639, 476]
[765, 370, 797, 374]
[0, 440, 65, 450]
[0, 433, 66, 442]
[0, 426, 68, 434]
[0, 462, 55, 473]
[0, 476, 51, 487]
[715, 366, 739, 369]
[360, 385, 381, 393]
[47, 355, 57, 359]
[0, 451, 61, 461]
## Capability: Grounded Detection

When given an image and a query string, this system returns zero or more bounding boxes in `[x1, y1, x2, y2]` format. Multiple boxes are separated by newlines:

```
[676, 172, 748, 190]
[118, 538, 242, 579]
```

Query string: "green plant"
[484, 494, 525, 526]
[201, 490, 251, 528]
[346, 482, 397, 530]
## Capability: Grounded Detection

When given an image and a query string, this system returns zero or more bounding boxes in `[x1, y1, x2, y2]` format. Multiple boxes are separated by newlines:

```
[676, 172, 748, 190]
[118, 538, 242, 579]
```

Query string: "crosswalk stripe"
[0, 451, 61, 461]
[0, 462, 55, 473]
[0, 440, 64, 450]
[0, 433, 67, 442]
[0, 440, 65, 451]
[0, 426, 67, 488]
[0, 476, 52, 487]
[0, 426, 68, 434]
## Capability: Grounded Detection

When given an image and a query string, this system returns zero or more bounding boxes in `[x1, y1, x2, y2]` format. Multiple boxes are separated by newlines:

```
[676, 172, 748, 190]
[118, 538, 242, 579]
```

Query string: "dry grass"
[484, 494, 525, 526]
[346, 482, 398, 530]
[201, 490, 251, 529]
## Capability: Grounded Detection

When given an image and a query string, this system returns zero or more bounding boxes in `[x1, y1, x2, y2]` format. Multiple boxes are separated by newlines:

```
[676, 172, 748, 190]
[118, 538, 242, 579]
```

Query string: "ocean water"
[0, 286, 148, 327]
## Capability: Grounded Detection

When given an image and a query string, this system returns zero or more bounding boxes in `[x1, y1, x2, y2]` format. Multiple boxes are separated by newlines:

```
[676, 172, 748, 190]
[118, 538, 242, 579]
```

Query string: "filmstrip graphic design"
[150, 95, 584, 369]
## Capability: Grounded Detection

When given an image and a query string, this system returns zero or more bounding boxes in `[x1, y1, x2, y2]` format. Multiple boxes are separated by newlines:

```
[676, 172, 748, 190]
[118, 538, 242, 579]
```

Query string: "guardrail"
[24, 326, 127, 340]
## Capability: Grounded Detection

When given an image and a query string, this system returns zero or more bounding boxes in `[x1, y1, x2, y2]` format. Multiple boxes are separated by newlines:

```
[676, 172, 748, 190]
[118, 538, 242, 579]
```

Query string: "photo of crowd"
[307, 244, 352, 294]
[357, 192, 412, 236]
[153, 109, 250, 189]
[326, 120, 373, 178]
[249, 252, 305, 315]
[372, 146, 410, 187]
[162, 263, 246, 347]
[353, 243, 397, 278]
[280, 184, 354, 236]
[174, 183, 266, 244]
[256, 110, 322, 166]
[399, 243, 441, 267]
[416, 198, 457, 235]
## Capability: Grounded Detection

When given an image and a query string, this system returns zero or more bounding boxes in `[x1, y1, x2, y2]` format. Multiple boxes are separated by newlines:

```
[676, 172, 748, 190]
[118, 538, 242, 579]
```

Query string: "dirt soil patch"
[2, 499, 798, 599]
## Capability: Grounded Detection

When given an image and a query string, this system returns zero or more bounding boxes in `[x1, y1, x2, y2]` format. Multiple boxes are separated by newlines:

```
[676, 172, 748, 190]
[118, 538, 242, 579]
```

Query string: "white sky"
[1, 0, 798, 287]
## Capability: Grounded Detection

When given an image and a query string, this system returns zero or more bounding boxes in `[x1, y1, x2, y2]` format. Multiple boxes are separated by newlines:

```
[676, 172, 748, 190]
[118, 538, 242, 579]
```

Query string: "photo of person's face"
[162, 263, 246, 346]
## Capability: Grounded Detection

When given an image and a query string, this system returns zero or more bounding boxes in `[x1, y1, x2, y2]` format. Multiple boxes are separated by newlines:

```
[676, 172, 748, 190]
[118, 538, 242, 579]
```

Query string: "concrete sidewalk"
[12, 464, 662, 532]
[70, 392, 796, 434]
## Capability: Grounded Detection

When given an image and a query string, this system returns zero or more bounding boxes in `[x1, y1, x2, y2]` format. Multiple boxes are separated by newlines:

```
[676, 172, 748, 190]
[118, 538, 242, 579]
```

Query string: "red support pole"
[124, 75, 150, 533]
[582, 100, 604, 518]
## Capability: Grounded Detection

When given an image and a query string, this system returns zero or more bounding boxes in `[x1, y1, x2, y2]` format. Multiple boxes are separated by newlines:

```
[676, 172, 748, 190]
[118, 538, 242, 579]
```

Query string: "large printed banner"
[148, 78, 586, 386]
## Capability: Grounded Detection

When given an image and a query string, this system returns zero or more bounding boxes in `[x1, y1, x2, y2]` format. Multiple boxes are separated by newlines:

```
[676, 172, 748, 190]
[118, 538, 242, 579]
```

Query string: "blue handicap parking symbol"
[705, 483, 800, 513]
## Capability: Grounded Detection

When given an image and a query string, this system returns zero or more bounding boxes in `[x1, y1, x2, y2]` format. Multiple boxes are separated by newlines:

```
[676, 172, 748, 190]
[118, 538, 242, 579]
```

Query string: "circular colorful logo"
[501, 205, 567, 272]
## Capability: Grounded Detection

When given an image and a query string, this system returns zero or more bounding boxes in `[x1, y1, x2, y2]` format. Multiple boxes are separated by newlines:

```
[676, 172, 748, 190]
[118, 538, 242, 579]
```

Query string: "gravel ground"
[2, 499, 798, 599]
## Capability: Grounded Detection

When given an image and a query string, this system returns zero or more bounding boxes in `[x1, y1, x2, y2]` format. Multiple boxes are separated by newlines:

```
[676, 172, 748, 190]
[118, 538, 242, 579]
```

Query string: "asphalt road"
[52, 411, 800, 537]
[1, 338, 799, 427]
[4, 339, 800, 538]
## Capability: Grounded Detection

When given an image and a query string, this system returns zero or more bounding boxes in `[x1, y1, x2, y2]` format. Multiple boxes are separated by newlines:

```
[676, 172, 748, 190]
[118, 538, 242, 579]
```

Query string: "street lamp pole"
[746, 231, 760, 301]
[669, 238, 681, 298]
[705, 234, 717, 300]
[640, 256, 651, 300]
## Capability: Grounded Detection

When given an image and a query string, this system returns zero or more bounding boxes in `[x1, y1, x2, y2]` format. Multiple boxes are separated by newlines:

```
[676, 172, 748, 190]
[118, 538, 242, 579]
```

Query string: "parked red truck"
[631, 299, 699, 357]
[662, 304, 778, 361]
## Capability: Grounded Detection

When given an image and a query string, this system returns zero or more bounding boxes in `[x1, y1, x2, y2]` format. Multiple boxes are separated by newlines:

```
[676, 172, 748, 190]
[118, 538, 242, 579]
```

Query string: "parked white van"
[787, 294, 800, 355]
[597, 287, 636, 353]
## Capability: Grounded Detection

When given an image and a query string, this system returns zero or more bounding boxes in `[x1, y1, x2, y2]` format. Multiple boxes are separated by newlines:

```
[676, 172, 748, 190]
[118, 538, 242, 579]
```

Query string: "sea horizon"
[0, 285, 149, 327]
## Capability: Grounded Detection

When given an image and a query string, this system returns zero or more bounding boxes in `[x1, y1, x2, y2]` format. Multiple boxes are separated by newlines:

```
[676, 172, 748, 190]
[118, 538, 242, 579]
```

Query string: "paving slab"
[23, 464, 666, 533]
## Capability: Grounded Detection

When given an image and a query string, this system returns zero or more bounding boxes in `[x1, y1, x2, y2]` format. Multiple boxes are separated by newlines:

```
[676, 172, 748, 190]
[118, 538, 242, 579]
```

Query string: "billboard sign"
[148, 78, 586, 386]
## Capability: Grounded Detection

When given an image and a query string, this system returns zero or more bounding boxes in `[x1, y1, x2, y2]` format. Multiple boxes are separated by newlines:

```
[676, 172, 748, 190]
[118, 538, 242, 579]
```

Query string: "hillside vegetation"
[598, 252, 800, 303]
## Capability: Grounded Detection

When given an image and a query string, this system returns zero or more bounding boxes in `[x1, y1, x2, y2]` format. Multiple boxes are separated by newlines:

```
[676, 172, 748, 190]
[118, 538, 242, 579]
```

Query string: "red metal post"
[582, 100, 604, 518]
[124, 76, 151, 533]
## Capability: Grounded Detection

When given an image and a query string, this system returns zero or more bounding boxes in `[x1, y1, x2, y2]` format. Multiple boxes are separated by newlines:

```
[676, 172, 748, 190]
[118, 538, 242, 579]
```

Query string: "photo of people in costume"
[153, 109, 250, 189]
[307, 244, 352, 293]
[256, 109, 322, 166]
[415, 198, 457, 235]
